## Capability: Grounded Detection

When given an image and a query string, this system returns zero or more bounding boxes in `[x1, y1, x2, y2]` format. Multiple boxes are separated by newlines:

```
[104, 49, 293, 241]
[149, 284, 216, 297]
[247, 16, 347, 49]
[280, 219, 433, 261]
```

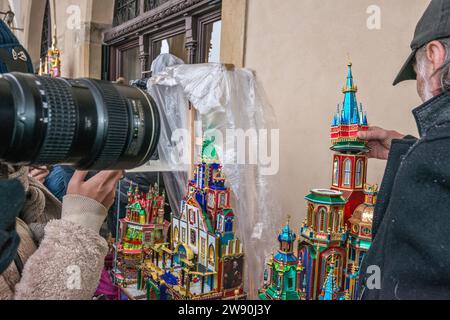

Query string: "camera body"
[0, 73, 160, 170]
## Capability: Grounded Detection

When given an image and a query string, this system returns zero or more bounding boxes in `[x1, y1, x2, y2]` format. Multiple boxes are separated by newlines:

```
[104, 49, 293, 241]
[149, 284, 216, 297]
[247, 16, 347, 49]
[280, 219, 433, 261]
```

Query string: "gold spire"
[342, 60, 358, 94]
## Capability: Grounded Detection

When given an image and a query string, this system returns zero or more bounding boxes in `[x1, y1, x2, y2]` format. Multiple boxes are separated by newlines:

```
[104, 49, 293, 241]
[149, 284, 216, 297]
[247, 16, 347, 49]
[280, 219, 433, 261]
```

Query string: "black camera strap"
[13, 253, 23, 277]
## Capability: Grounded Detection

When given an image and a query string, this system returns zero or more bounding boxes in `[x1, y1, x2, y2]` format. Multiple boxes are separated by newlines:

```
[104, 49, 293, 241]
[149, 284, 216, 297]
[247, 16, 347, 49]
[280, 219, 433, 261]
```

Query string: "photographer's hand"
[62, 171, 123, 233]
[67, 171, 124, 209]
[28, 166, 50, 184]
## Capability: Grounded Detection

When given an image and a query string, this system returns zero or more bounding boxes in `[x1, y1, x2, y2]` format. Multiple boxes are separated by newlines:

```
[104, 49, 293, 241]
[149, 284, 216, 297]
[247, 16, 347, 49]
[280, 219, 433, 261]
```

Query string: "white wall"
[222, 0, 430, 227]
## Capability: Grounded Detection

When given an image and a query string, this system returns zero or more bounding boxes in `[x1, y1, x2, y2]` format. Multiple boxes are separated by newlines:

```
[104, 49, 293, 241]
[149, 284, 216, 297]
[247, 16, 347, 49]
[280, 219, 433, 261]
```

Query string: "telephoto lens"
[0, 72, 160, 170]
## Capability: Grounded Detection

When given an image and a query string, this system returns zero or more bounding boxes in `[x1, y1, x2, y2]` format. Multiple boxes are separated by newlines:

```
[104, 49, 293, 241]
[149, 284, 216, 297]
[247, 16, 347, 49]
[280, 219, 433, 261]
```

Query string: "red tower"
[330, 63, 369, 223]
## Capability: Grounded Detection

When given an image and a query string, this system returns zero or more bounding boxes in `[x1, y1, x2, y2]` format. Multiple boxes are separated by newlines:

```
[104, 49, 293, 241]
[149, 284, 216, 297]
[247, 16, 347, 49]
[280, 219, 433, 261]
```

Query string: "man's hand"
[67, 171, 124, 209]
[29, 166, 50, 184]
[358, 126, 405, 160]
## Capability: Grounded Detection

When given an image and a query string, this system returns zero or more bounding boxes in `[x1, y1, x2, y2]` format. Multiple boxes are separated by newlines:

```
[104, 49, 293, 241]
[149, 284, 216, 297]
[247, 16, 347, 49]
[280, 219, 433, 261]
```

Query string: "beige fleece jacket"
[0, 165, 109, 300]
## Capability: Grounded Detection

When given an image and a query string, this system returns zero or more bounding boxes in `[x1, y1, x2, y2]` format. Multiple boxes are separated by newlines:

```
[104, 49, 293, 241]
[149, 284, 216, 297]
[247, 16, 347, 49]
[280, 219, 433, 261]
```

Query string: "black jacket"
[361, 91, 450, 300]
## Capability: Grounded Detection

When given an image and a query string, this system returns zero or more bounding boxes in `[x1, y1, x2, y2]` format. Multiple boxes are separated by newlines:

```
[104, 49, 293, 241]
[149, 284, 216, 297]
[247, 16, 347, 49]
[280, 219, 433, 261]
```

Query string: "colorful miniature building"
[137, 140, 246, 300]
[345, 184, 378, 300]
[115, 183, 166, 285]
[330, 62, 369, 222]
[259, 219, 302, 300]
[294, 62, 377, 301]
[257, 62, 376, 301]
[298, 189, 348, 300]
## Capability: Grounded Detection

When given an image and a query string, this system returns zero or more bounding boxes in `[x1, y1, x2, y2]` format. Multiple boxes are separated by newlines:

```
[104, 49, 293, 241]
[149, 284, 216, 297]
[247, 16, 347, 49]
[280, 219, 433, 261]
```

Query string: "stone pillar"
[185, 16, 197, 64]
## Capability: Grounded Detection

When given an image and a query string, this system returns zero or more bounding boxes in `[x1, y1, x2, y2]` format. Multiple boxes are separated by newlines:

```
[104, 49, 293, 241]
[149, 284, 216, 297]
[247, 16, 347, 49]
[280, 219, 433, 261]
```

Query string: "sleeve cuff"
[61, 195, 108, 234]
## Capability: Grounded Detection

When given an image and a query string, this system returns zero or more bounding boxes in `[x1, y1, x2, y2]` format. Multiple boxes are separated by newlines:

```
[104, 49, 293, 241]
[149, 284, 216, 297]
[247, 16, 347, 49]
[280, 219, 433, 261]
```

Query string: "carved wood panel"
[106, 0, 221, 81]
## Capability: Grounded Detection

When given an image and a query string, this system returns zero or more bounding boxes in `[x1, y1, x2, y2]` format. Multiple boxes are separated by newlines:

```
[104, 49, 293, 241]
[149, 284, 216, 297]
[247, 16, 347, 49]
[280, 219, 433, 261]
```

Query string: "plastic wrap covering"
[147, 54, 188, 218]
[148, 58, 282, 298]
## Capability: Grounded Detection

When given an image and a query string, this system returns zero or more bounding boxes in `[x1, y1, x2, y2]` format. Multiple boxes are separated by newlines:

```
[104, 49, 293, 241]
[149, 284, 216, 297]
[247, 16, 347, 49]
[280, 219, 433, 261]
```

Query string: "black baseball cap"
[394, 0, 450, 85]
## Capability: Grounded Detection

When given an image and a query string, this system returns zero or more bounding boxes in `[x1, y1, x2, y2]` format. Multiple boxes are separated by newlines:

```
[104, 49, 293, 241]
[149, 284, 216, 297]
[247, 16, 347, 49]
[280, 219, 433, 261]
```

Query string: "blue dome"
[278, 224, 296, 244]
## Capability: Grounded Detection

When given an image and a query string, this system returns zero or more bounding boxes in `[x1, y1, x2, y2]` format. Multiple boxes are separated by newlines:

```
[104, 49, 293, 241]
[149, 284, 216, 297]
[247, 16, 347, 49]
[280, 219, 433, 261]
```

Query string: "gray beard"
[419, 77, 435, 102]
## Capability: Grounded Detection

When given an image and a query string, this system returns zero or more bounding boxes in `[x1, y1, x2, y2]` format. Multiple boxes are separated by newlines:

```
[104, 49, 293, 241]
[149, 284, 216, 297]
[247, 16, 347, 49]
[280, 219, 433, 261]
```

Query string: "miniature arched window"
[201, 238, 206, 261]
[219, 193, 227, 208]
[333, 159, 339, 186]
[332, 209, 340, 232]
[225, 217, 233, 233]
[322, 254, 342, 285]
[272, 269, 278, 286]
[355, 159, 364, 187]
[176, 245, 187, 264]
[189, 209, 196, 225]
[209, 245, 215, 266]
[328, 209, 334, 232]
[350, 247, 356, 261]
[307, 204, 314, 226]
[343, 159, 352, 187]
[287, 273, 295, 290]
[281, 240, 291, 252]
[362, 227, 371, 236]
[317, 208, 327, 232]
[330, 208, 339, 232]
[173, 227, 179, 243]
[299, 247, 312, 295]
[190, 230, 196, 245]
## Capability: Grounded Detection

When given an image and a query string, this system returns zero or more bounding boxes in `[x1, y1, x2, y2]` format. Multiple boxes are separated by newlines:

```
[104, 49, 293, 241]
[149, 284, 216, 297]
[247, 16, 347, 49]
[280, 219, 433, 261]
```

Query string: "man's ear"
[426, 40, 447, 73]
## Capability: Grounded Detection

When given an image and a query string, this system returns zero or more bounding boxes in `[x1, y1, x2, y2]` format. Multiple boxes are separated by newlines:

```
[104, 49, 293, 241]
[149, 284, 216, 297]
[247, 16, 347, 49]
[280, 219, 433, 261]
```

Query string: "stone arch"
[25, 0, 47, 65]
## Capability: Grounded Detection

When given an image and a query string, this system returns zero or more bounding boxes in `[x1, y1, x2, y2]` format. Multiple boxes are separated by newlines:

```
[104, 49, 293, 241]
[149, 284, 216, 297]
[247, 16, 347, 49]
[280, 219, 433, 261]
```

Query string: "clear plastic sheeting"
[147, 54, 188, 218]
[148, 56, 282, 298]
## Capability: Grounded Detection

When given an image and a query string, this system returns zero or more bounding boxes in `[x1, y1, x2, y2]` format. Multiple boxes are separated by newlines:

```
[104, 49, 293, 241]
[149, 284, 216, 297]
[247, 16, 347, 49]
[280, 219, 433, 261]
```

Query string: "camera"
[0, 72, 160, 170]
